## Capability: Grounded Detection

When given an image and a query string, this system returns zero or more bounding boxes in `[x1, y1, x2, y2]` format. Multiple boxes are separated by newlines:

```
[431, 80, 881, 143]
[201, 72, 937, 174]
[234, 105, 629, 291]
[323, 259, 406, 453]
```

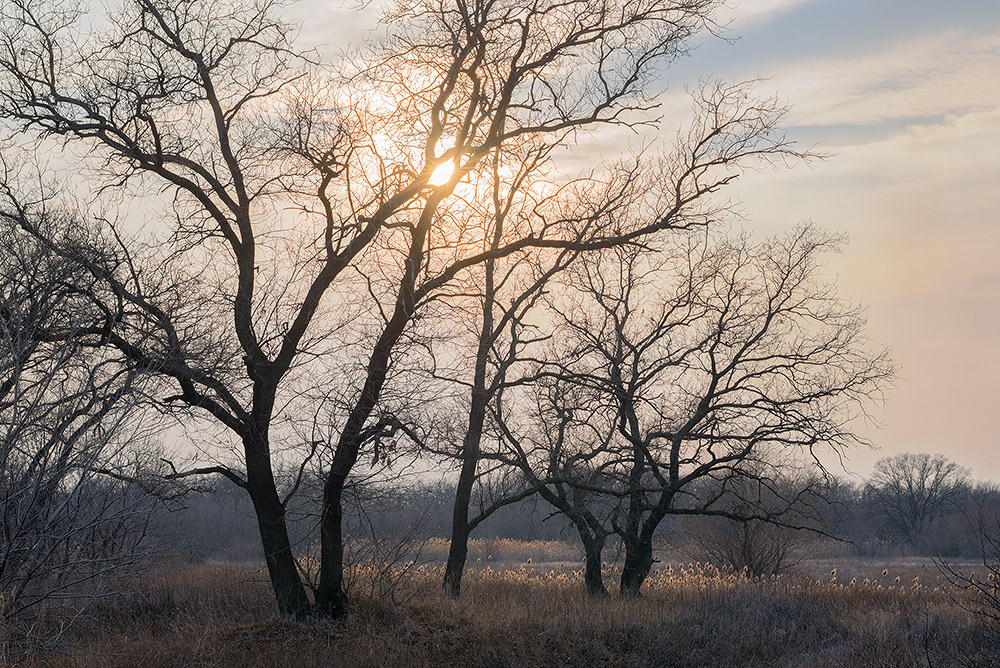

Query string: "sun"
[428, 161, 455, 187]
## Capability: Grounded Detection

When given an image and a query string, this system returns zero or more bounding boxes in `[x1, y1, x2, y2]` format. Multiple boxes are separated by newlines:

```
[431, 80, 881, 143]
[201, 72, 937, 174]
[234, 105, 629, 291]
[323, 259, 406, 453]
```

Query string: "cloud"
[719, 108, 1000, 478]
[728, 110, 1000, 293]
[768, 30, 1000, 128]
[282, 1, 384, 55]
[714, 0, 817, 29]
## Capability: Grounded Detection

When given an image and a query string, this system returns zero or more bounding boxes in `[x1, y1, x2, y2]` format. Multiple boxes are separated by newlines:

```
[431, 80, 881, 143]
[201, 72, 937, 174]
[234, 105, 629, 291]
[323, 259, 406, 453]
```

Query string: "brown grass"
[5, 546, 996, 668]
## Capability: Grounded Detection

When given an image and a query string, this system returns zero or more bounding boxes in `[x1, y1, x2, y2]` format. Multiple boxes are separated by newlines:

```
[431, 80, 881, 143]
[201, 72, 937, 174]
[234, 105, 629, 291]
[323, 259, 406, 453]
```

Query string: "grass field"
[4, 541, 997, 668]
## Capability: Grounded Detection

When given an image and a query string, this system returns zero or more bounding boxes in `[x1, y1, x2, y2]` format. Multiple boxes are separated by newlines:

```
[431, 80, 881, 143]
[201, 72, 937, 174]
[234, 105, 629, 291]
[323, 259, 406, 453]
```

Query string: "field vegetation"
[5, 543, 996, 668]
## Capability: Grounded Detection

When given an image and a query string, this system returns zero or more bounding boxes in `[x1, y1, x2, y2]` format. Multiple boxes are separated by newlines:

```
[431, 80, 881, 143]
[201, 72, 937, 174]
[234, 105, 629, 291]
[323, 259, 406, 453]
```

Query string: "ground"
[5, 541, 997, 667]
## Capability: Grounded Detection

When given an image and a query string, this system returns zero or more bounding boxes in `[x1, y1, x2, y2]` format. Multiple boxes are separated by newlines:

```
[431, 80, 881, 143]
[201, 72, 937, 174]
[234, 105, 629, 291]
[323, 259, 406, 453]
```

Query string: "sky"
[46, 0, 994, 483]
[282, 0, 1000, 482]
[672, 0, 1000, 482]
[279, 0, 1000, 482]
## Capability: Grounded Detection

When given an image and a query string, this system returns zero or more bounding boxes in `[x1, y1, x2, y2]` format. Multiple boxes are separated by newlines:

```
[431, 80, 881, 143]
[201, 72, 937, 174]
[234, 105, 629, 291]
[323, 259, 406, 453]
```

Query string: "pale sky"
[281, 0, 1000, 482]
[677, 0, 1000, 482]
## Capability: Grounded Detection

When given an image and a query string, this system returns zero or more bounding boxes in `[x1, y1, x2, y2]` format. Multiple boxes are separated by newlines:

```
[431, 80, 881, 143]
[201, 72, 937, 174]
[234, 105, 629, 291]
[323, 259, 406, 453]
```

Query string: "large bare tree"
[493, 225, 893, 596]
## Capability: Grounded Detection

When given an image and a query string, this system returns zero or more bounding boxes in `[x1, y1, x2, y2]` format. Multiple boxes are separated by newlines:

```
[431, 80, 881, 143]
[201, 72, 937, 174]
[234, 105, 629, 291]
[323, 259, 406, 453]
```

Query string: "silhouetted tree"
[866, 453, 970, 550]
[500, 225, 892, 596]
[0, 216, 160, 655]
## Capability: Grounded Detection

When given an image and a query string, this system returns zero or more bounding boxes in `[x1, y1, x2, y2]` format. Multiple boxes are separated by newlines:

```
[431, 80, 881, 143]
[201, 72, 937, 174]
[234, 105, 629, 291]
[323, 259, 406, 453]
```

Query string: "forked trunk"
[555, 497, 610, 598]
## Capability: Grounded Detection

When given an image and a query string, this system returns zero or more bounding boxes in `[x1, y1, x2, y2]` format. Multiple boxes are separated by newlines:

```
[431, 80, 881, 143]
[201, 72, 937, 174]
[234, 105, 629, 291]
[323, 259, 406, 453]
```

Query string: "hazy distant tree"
[866, 453, 970, 549]
[0, 0, 808, 617]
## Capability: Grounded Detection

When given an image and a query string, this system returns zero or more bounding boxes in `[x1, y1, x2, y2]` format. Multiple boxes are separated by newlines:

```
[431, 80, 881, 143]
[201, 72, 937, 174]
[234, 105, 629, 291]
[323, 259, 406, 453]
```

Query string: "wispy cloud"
[714, 0, 817, 29]
[729, 109, 1000, 292]
[769, 30, 1000, 128]
[721, 106, 1000, 475]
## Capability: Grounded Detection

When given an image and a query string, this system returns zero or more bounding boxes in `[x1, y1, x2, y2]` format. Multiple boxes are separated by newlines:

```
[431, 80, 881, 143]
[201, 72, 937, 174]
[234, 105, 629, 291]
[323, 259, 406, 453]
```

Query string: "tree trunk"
[442, 521, 468, 597]
[242, 385, 313, 618]
[619, 427, 657, 597]
[620, 538, 654, 597]
[442, 499, 471, 597]
[443, 389, 488, 597]
[315, 469, 350, 619]
[315, 195, 439, 618]
[444, 244, 497, 598]
[243, 429, 312, 618]
[582, 533, 610, 598]
[247, 483, 313, 618]
[541, 486, 610, 599]
[313, 336, 399, 618]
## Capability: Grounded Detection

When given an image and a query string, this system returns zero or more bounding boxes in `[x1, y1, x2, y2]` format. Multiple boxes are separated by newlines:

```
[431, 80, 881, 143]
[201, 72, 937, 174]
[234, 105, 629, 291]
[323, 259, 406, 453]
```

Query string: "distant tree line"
[159, 451, 1000, 571]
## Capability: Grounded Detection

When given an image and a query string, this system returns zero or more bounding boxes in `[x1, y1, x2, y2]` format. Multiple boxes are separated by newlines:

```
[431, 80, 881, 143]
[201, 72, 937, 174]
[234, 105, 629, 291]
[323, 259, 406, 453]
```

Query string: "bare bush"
[0, 218, 160, 658]
[681, 470, 833, 576]
[938, 506, 1000, 647]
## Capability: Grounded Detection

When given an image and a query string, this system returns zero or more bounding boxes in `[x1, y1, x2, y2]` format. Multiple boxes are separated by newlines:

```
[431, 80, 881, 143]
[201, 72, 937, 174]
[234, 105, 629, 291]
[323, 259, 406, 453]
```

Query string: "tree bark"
[620, 538, 654, 597]
[581, 533, 610, 598]
[443, 375, 489, 597]
[244, 434, 313, 618]
[314, 470, 350, 619]
[534, 484, 610, 598]
[313, 250, 419, 616]
[248, 485, 313, 618]
[442, 520, 469, 597]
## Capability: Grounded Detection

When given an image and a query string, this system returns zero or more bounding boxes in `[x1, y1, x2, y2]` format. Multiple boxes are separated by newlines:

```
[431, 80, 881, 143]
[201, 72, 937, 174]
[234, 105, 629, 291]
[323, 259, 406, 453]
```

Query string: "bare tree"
[0, 218, 159, 657]
[488, 375, 622, 596]
[0, 0, 811, 618]
[436, 149, 578, 597]
[499, 225, 893, 596]
[432, 75, 812, 596]
[865, 452, 970, 550]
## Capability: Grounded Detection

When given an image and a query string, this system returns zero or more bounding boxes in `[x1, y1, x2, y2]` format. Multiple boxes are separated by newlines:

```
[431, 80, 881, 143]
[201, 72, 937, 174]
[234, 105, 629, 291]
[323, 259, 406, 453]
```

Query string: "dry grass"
[419, 537, 582, 567]
[4, 546, 997, 668]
